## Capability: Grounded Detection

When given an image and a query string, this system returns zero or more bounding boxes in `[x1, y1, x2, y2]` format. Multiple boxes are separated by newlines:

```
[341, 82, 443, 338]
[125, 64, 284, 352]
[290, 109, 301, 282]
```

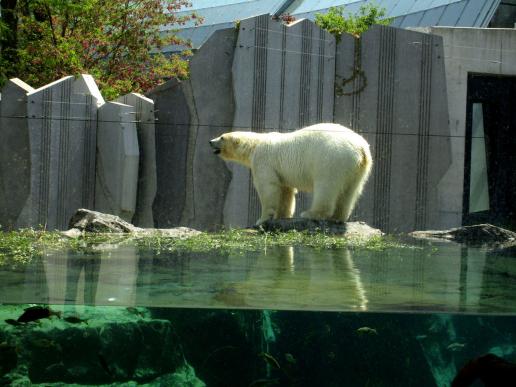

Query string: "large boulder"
[65, 209, 201, 239]
[256, 218, 383, 238]
[410, 224, 516, 245]
[68, 208, 143, 233]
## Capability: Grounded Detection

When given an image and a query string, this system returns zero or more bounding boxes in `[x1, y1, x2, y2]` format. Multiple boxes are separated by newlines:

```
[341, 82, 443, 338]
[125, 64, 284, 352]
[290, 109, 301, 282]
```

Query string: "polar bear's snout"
[209, 137, 222, 154]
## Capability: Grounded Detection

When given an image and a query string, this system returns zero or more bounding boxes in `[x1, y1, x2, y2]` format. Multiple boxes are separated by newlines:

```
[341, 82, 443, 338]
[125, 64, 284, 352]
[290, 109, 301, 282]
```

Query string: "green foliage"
[314, 3, 391, 39]
[0, 0, 200, 98]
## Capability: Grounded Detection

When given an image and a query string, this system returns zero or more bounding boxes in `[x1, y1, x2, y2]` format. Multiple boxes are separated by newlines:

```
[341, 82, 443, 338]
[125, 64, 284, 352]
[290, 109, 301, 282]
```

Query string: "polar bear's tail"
[340, 145, 373, 221]
[358, 146, 373, 180]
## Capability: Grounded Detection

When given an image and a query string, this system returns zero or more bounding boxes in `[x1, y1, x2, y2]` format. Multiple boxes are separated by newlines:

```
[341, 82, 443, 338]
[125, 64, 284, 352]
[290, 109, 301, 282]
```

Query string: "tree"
[0, 0, 19, 80]
[314, 3, 391, 40]
[0, 0, 201, 98]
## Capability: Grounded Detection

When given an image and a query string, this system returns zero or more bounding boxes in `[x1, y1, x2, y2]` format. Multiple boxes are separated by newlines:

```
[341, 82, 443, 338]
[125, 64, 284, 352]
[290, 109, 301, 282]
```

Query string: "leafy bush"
[315, 3, 391, 39]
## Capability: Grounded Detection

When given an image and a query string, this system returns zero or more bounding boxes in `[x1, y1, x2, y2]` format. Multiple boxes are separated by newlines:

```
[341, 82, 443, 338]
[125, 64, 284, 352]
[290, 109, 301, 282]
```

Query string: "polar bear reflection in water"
[209, 123, 372, 225]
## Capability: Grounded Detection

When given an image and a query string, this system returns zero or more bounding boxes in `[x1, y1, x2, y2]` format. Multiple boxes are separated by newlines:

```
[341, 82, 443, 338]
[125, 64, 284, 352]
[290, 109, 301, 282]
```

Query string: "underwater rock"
[452, 353, 516, 387]
[16, 305, 61, 323]
[410, 224, 516, 246]
[488, 242, 516, 257]
[255, 218, 383, 237]
[0, 305, 205, 386]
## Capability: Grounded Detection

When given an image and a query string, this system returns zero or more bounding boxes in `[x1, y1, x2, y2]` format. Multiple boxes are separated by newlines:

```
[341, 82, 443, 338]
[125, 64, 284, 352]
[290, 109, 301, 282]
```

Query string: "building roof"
[283, 0, 502, 29]
[163, 0, 502, 52]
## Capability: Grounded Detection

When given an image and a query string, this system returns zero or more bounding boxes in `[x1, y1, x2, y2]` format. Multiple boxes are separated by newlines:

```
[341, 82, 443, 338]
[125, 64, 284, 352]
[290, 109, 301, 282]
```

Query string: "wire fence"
[0, 114, 486, 139]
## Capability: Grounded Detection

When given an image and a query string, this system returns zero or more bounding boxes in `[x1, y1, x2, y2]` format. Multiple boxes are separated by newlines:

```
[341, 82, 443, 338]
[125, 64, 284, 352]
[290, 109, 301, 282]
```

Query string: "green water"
[1, 240, 515, 386]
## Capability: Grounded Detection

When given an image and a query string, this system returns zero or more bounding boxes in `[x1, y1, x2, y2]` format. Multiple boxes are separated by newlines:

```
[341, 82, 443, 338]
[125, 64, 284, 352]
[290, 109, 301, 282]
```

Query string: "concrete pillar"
[147, 28, 236, 230]
[0, 79, 34, 229]
[115, 93, 157, 227]
[19, 75, 103, 230]
[95, 102, 139, 222]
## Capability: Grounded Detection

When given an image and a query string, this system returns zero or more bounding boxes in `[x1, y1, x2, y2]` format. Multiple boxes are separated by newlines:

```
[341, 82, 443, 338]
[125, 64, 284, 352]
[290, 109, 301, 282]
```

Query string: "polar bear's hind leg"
[333, 152, 373, 222]
[301, 180, 340, 221]
[277, 187, 296, 218]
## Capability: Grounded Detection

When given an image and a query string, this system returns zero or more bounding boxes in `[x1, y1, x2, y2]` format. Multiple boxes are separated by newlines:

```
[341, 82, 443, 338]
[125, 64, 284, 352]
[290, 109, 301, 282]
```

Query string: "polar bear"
[209, 123, 372, 225]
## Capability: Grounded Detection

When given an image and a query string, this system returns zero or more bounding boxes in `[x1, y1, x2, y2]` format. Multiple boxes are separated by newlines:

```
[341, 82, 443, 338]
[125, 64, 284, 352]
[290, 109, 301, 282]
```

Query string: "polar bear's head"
[209, 131, 262, 167]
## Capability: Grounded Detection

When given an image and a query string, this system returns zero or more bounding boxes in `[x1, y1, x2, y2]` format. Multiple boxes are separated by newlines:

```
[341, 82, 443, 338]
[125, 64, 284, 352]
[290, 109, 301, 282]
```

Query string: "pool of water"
[1, 240, 515, 314]
[1, 239, 515, 386]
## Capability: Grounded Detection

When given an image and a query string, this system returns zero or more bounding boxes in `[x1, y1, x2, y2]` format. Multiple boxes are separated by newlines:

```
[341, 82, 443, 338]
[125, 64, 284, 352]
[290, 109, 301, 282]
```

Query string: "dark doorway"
[463, 74, 516, 230]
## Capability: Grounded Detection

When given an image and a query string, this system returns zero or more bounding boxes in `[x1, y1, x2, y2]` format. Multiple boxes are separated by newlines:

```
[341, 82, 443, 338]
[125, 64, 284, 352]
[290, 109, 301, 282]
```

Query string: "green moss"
[0, 228, 412, 268]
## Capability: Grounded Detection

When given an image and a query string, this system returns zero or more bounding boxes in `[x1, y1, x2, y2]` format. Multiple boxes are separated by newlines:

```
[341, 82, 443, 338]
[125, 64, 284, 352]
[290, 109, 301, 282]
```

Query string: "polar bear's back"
[278, 123, 369, 165]
[252, 123, 371, 192]
[295, 123, 368, 152]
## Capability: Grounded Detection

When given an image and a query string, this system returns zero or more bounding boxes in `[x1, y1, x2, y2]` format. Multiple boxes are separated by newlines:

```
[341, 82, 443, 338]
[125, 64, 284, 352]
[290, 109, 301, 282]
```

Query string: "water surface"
[1, 240, 515, 314]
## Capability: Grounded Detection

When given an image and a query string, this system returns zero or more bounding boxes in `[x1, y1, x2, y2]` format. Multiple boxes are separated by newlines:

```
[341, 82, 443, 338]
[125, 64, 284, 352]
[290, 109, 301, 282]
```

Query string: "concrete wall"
[147, 28, 236, 230]
[0, 79, 34, 229]
[0, 76, 155, 230]
[227, 15, 335, 227]
[414, 27, 516, 228]
[148, 15, 336, 229]
[149, 16, 456, 232]
[95, 102, 140, 222]
[19, 75, 102, 230]
[115, 93, 157, 227]
[6, 21, 497, 233]
[335, 25, 451, 233]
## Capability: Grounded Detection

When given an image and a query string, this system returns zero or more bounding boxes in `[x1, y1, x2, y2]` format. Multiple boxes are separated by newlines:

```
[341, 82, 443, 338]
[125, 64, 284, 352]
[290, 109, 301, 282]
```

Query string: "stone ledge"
[254, 218, 384, 238]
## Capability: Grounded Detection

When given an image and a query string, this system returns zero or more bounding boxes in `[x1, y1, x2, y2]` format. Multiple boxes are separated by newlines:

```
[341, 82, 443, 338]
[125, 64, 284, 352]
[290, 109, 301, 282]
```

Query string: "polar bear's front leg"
[255, 185, 282, 225]
[252, 170, 282, 225]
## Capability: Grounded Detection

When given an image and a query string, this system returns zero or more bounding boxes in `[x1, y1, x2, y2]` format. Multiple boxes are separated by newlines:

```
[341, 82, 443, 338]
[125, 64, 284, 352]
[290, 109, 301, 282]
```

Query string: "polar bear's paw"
[255, 211, 277, 226]
[300, 209, 333, 221]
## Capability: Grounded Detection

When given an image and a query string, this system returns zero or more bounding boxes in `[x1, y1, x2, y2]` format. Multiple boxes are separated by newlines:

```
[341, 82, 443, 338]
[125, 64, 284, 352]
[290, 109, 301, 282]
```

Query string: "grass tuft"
[0, 228, 413, 268]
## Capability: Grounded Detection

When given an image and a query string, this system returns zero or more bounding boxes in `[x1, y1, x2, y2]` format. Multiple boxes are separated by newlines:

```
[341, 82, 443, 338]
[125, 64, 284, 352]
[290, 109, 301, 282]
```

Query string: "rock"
[68, 209, 143, 233]
[0, 305, 205, 386]
[60, 228, 83, 238]
[137, 227, 202, 239]
[410, 224, 516, 245]
[255, 218, 384, 238]
[488, 242, 516, 257]
[65, 209, 202, 239]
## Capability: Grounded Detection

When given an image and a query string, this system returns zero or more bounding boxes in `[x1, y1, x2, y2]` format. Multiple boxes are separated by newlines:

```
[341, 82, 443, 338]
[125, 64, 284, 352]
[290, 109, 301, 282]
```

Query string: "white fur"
[210, 123, 373, 225]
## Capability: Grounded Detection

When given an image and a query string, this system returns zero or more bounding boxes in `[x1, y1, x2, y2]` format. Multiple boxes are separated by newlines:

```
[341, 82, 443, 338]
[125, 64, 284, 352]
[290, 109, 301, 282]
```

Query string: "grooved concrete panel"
[147, 80, 190, 228]
[186, 29, 236, 230]
[226, 15, 336, 227]
[95, 102, 139, 222]
[334, 25, 451, 232]
[19, 75, 103, 230]
[0, 79, 34, 230]
[147, 28, 236, 230]
[115, 93, 157, 227]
